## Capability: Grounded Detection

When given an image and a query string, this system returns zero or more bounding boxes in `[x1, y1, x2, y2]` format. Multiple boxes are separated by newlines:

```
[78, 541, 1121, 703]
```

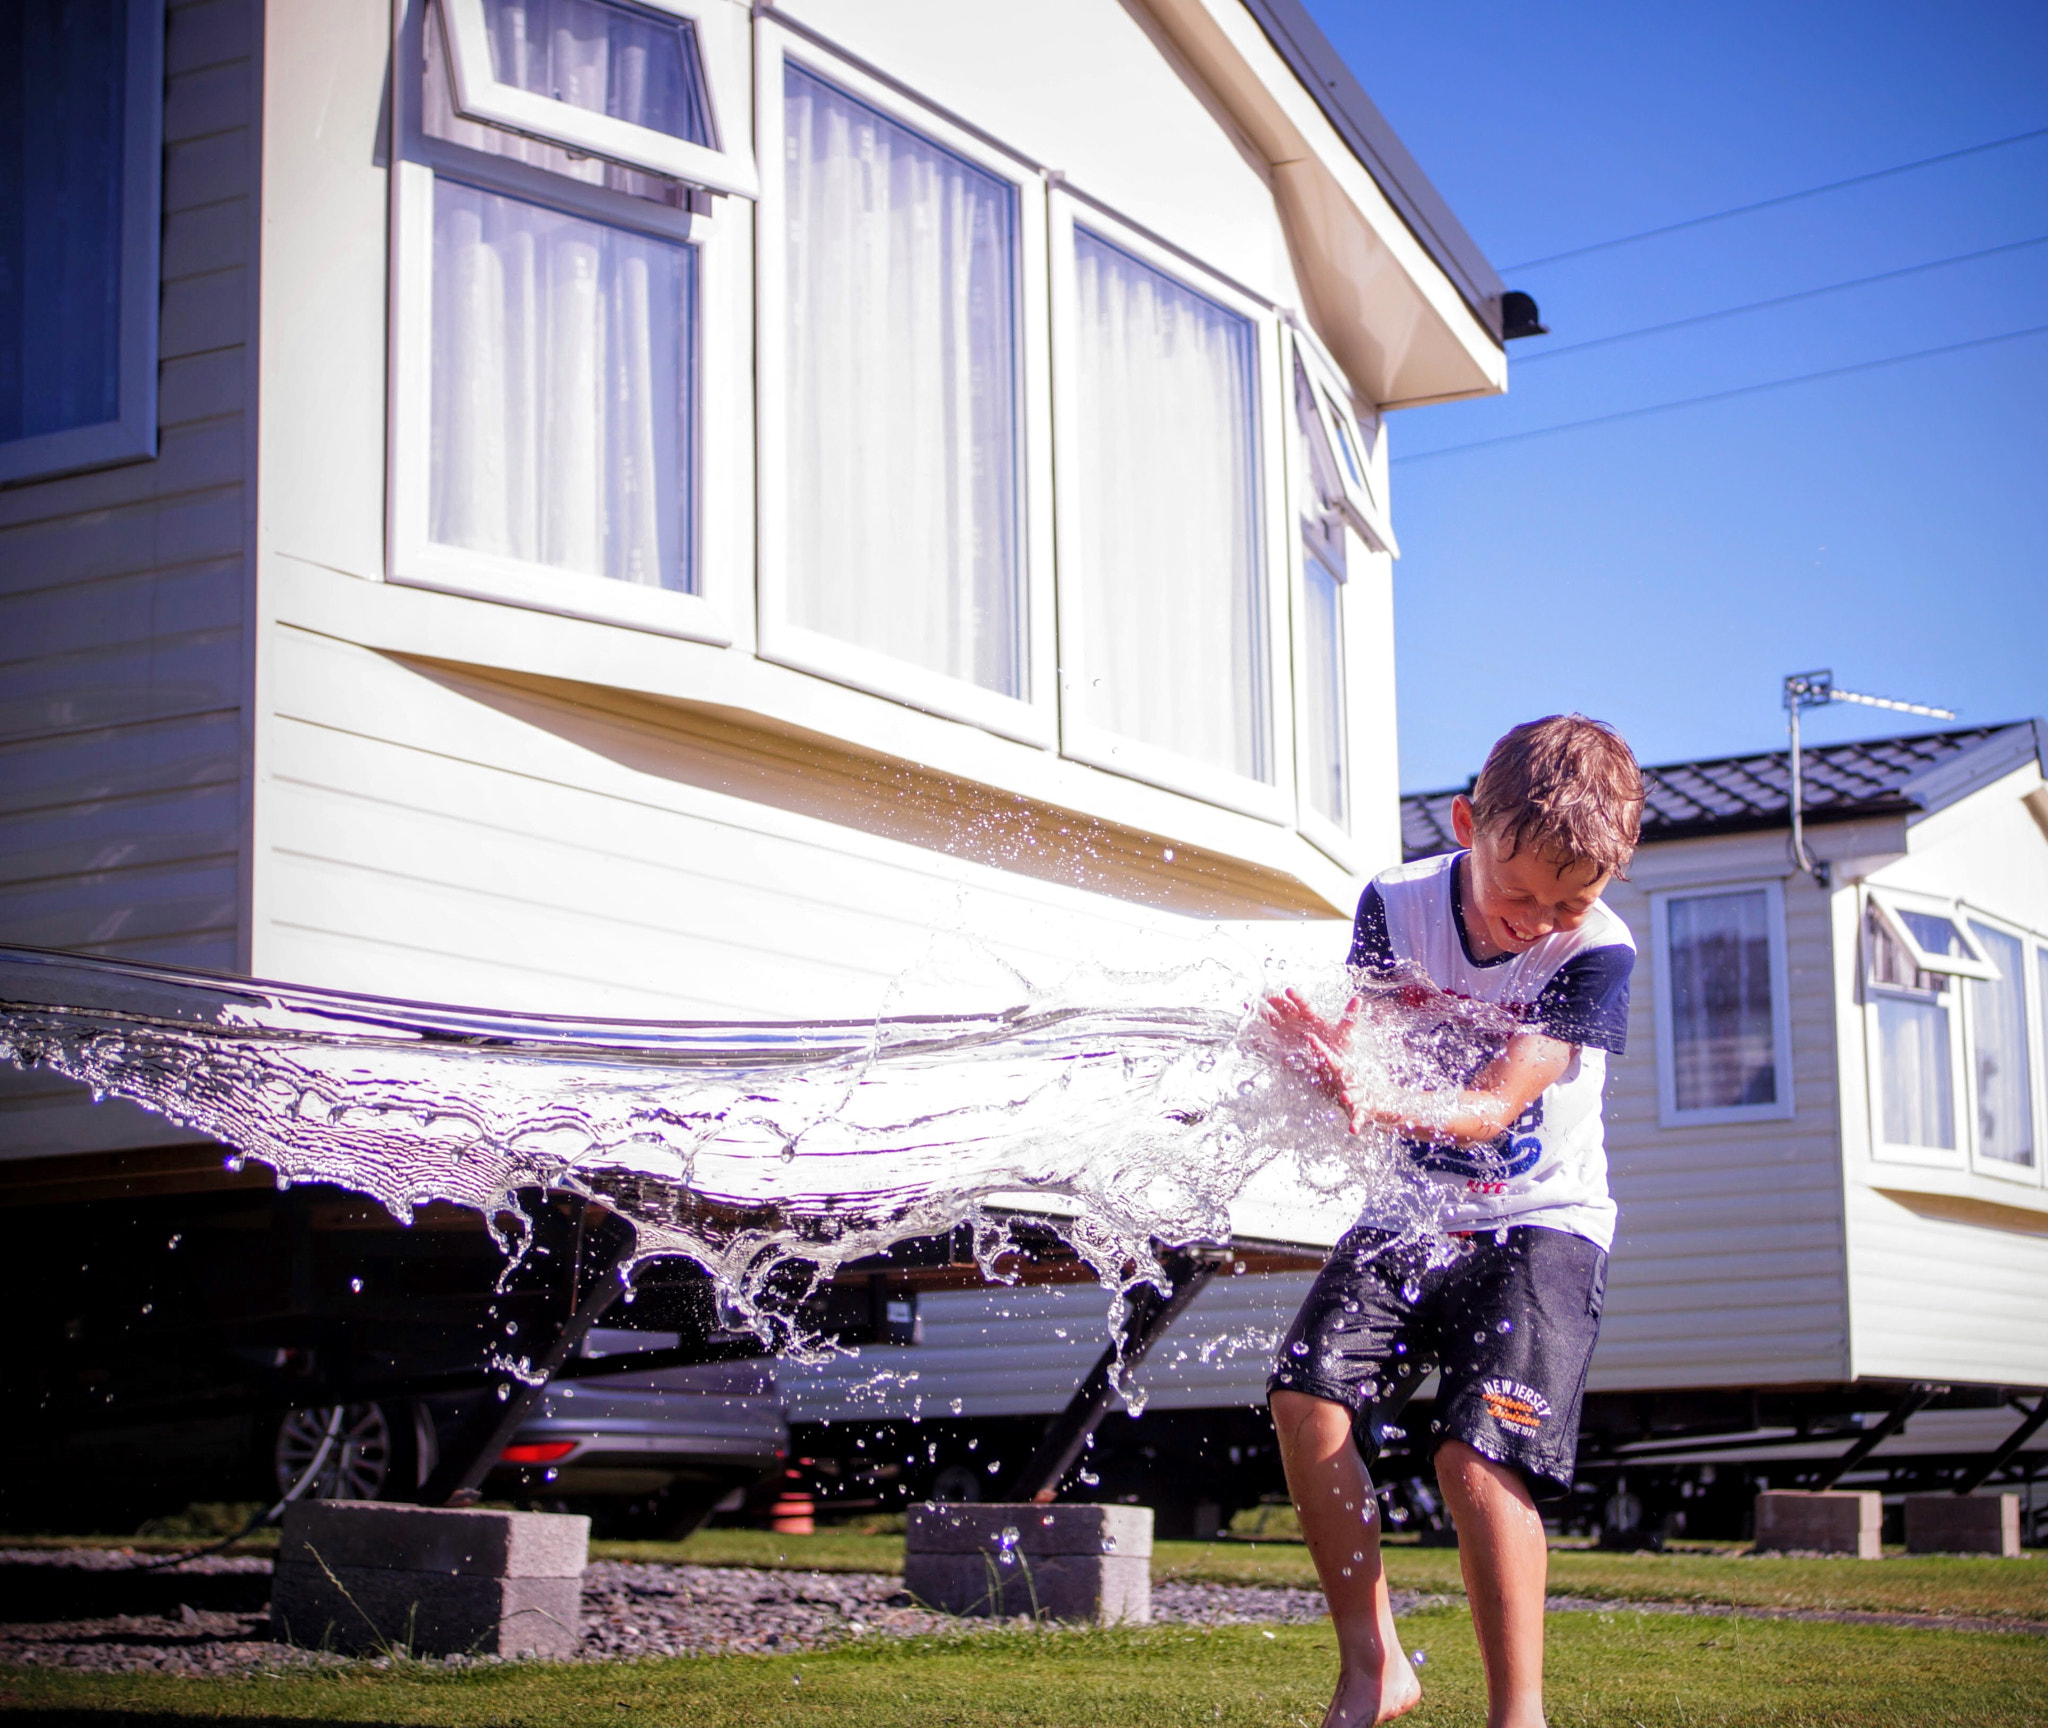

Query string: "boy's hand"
[1259, 989, 1369, 1131]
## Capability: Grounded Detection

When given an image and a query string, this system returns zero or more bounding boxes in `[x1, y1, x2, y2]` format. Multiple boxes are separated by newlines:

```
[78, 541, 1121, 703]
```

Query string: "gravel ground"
[0, 1548, 2034, 1678]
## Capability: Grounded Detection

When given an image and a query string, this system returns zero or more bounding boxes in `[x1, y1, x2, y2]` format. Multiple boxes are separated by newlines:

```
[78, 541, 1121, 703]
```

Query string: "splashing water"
[0, 940, 1516, 1375]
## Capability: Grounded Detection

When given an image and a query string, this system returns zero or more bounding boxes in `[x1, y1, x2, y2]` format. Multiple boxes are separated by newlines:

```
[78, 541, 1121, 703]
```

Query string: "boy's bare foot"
[1324, 1662, 1423, 1727]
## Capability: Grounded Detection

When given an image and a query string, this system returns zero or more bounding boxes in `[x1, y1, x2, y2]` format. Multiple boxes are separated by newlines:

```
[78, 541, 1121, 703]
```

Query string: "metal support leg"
[1808, 1383, 1943, 1491]
[419, 1222, 635, 1508]
[1955, 1394, 2048, 1496]
[1005, 1248, 1222, 1503]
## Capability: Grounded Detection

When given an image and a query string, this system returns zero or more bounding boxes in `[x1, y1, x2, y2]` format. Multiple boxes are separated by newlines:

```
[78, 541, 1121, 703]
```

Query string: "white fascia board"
[268, 554, 1371, 912]
[1136, 0, 1505, 407]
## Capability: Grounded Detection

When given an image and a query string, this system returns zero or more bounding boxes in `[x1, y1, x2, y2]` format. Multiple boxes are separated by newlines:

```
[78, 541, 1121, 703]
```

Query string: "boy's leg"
[1434, 1441, 1548, 1728]
[1270, 1390, 1420, 1727]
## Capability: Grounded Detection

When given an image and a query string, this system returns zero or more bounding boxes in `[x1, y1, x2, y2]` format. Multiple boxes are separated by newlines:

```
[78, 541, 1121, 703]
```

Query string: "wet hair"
[1468, 715, 1643, 879]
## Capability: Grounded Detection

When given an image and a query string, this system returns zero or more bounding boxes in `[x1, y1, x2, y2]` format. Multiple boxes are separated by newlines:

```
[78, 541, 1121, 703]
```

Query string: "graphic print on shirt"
[1345, 850, 1636, 1250]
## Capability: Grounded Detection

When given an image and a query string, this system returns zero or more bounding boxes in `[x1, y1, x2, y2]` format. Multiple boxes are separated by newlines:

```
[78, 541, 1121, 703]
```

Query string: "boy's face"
[1450, 794, 1615, 958]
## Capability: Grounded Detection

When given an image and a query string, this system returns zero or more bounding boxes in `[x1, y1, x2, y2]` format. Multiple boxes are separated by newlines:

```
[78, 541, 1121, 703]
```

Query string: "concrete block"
[278, 1500, 588, 1578]
[1752, 1490, 1882, 1558]
[272, 1501, 588, 1657]
[904, 1503, 1152, 1624]
[1904, 1494, 2021, 1556]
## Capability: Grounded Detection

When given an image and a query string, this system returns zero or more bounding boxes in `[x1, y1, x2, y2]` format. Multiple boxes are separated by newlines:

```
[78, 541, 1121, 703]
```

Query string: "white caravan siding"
[1592, 834, 1852, 1391]
[1845, 770, 2048, 1388]
[0, 0, 257, 1158]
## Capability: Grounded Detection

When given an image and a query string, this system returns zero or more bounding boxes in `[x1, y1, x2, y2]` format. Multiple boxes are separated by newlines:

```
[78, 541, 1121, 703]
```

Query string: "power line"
[1517, 235, 2048, 365]
[1392, 323, 2048, 464]
[1500, 127, 2048, 272]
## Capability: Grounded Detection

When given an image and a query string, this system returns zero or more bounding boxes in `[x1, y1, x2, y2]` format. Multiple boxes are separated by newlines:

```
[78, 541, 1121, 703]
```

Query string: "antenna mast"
[1782, 671, 1956, 887]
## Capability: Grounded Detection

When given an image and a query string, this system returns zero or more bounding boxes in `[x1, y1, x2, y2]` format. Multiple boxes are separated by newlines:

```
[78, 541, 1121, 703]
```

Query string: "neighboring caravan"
[0, 0, 1522, 1523]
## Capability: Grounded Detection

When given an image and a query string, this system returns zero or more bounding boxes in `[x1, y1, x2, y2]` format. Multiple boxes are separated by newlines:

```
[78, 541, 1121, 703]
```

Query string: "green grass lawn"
[595, 1528, 2048, 1623]
[5, 1612, 2045, 1728]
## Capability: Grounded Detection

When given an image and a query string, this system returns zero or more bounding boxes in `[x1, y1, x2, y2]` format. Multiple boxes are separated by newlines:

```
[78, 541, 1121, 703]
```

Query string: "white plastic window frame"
[1958, 906, 2043, 1188]
[1282, 337, 1361, 870]
[1862, 885, 1971, 1169]
[438, 0, 757, 197]
[1866, 888, 1999, 980]
[1649, 880, 1795, 1128]
[753, 24, 1057, 748]
[1049, 193, 1294, 823]
[0, 0, 162, 486]
[1290, 327, 1396, 558]
[386, 0, 750, 647]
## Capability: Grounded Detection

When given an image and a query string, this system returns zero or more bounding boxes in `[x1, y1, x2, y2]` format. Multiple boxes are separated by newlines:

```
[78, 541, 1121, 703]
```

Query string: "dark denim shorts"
[1268, 1224, 1607, 1498]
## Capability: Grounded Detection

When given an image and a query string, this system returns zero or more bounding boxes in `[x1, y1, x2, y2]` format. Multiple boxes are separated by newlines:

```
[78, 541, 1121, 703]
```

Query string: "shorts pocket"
[1587, 1250, 1608, 1320]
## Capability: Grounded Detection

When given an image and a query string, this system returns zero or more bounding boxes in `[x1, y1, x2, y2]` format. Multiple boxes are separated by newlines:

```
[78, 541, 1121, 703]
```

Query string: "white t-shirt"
[1346, 850, 1634, 1250]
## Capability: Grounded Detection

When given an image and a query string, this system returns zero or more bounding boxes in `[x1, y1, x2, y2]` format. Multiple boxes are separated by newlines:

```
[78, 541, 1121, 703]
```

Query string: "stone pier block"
[1752, 1489, 1882, 1558]
[905, 1503, 1152, 1624]
[272, 1501, 588, 1657]
[1904, 1493, 2021, 1556]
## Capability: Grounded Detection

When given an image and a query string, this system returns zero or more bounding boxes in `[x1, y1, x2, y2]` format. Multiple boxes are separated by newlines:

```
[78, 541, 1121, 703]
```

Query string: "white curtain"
[783, 67, 1022, 697]
[1970, 923, 2033, 1165]
[1302, 542, 1346, 827]
[482, 0, 708, 144]
[1071, 229, 1266, 781]
[430, 180, 690, 590]
[1878, 995, 1954, 1148]
[1668, 890, 1776, 1110]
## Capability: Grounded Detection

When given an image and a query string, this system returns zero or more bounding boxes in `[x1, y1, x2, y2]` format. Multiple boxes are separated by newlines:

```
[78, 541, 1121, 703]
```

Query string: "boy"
[1262, 715, 1643, 1728]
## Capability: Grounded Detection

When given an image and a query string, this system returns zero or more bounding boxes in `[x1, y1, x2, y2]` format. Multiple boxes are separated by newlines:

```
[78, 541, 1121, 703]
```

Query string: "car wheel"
[273, 1402, 408, 1502]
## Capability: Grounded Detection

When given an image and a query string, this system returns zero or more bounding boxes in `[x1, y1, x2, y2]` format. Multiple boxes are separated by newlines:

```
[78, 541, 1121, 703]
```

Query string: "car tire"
[272, 1401, 418, 1503]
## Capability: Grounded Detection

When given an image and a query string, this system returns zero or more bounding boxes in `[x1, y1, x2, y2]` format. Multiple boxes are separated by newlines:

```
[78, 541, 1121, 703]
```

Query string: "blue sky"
[1301, 0, 2048, 791]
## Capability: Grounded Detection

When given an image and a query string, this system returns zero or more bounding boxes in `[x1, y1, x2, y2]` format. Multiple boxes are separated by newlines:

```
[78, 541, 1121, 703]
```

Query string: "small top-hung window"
[1866, 891, 1999, 987]
[1288, 336, 1390, 554]
[439, 0, 756, 196]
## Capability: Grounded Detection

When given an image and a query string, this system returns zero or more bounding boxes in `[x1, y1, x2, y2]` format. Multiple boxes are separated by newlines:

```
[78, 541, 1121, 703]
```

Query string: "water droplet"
[506, 1320, 518, 1335]
[1401, 1281, 1421, 1302]
[1340, 1565, 1352, 1576]
[1289, 1340, 1308, 1356]
[1497, 1319, 1513, 1334]
[496, 1383, 511, 1401]
[1101, 1535, 1117, 1553]
[1473, 1330, 1486, 1343]
[349, 1277, 363, 1294]
[1411, 1650, 1427, 1667]
[950, 1399, 963, 1415]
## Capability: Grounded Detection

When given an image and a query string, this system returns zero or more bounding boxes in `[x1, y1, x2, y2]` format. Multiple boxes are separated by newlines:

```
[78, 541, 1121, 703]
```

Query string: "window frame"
[1862, 884, 1971, 1169]
[385, 0, 750, 647]
[1958, 906, 2042, 1187]
[437, 0, 758, 198]
[1865, 887, 1999, 981]
[1290, 326, 1396, 558]
[1649, 879, 1796, 1128]
[752, 24, 1057, 748]
[1048, 192, 1294, 823]
[0, 0, 163, 485]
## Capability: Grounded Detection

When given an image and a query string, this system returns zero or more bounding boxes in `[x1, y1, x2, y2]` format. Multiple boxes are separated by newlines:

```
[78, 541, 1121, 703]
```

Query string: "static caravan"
[0, 0, 1527, 1524]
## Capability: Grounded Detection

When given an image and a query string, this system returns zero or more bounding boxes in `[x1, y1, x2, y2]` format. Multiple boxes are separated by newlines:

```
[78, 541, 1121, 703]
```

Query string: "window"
[0, 0, 161, 485]
[1968, 920, 2034, 1171]
[389, 0, 746, 642]
[755, 42, 1053, 738]
[1865, 895, 1965, 1162]
[1051, 201, 1286, 815]
[438, 0, 754, 195]
[1299, 517, 1348, 831]
[1652, 883, 1794, 1125]
[1291, 335, 1393, 556]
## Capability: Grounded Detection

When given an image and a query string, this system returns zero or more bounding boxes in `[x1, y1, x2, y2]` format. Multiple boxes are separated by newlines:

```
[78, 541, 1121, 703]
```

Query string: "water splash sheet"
[0, 938, 1510, 1362]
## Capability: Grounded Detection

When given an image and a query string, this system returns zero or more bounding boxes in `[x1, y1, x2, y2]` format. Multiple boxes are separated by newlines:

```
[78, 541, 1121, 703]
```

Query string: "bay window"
[1289, 340, 1352, 840]
[755, 31, 1053, 740]
[0, 0, 161, 484]
[1968, 919, 2035, 1173]
[389, 0, 750, 642]
[1652, 882, 1793, 1126]
[1052, 202, 1288, 815]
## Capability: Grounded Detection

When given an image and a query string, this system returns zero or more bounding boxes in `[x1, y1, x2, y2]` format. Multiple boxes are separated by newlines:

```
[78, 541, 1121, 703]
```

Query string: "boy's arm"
[1356, 1029, 1573, 1146]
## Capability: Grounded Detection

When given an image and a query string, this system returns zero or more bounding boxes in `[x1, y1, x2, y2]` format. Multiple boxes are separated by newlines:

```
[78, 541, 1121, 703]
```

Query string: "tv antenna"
[1783, 671, 1956, 886]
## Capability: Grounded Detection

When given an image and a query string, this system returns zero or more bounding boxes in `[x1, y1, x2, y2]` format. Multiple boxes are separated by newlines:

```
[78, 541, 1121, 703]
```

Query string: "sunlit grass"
[4, 1612, 2045, 1727]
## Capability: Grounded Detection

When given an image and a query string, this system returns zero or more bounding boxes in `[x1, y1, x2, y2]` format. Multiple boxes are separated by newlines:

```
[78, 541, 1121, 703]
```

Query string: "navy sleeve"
[1531, 945, 1633, 1054]
[1347, 883, 1395, 972]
